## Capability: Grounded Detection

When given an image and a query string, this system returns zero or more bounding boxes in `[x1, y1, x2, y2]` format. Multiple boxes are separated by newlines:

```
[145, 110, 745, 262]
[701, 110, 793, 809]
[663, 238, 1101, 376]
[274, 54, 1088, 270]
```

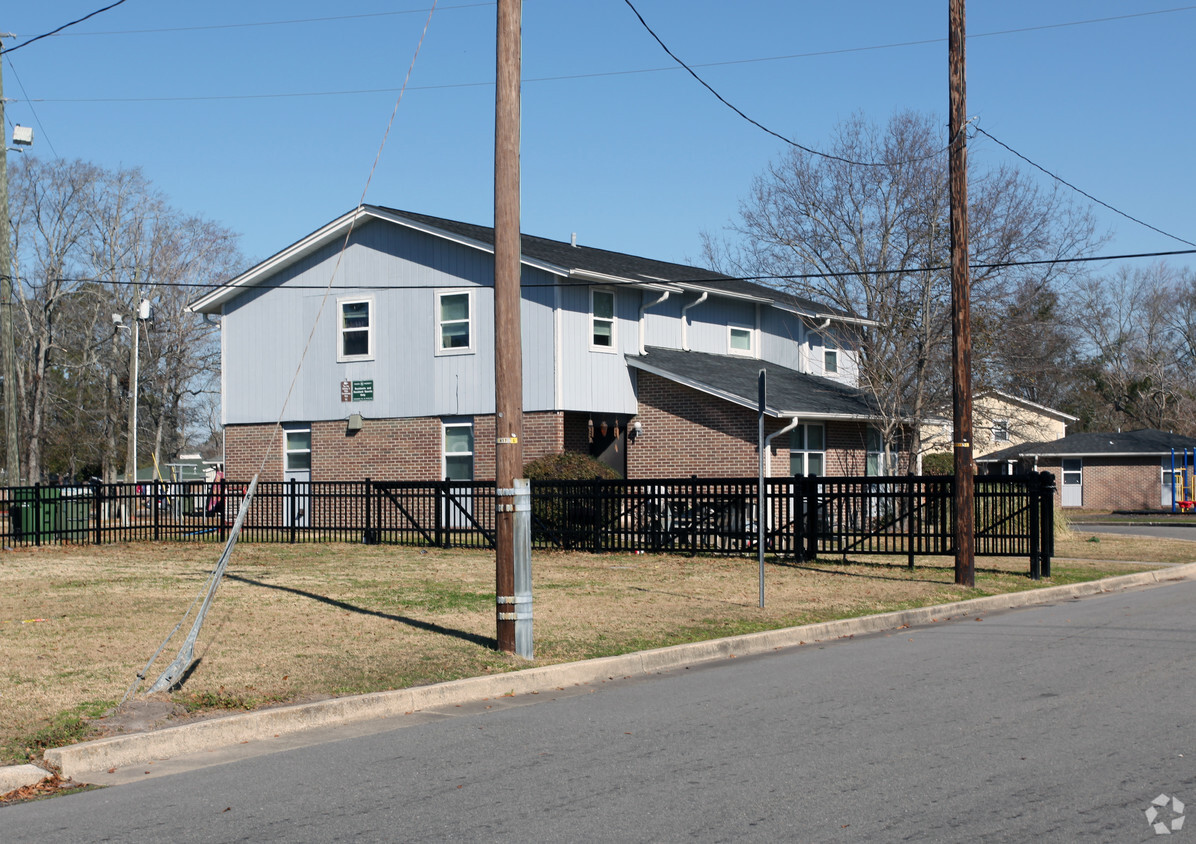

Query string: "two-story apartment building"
[189, 206, 900, 484]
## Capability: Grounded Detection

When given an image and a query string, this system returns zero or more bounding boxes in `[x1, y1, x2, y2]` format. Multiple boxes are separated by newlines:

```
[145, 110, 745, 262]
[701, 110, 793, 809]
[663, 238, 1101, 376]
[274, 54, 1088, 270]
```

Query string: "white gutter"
[570, 268, 679, 292]
[680, 291, 708, 351]
[639, 290, 670, 355]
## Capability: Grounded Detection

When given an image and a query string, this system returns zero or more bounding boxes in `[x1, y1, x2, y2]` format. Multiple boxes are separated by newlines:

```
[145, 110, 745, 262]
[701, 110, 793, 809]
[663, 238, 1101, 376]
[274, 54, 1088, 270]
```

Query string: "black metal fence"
[0, 473, 1055, 574]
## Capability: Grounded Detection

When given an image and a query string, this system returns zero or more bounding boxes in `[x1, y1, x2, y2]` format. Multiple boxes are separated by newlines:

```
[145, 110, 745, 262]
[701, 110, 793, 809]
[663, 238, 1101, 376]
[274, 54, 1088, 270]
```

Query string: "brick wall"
[225, 412, 565, 482]
[1038, 456, 1164, 510]
[628, 373, 809, 478]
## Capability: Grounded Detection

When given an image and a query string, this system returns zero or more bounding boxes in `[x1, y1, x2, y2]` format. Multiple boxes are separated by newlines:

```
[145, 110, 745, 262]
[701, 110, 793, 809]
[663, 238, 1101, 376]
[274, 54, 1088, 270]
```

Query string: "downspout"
[759, 416, 800, 608]
[681, 291, 708, 351]
[639, 290, 670, 355]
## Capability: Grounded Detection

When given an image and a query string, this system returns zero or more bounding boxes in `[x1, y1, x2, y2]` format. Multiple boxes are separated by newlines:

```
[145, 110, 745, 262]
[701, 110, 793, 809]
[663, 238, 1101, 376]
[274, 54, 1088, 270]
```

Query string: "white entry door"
[1061, 458, 1082, 508]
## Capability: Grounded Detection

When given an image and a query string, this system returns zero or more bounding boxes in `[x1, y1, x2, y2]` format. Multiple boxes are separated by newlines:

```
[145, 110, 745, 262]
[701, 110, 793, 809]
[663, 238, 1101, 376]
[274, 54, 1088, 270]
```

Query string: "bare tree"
[1068, 264, 1196, 434]
[702, 111, 1105, 459]
[6, 157, 243, 483]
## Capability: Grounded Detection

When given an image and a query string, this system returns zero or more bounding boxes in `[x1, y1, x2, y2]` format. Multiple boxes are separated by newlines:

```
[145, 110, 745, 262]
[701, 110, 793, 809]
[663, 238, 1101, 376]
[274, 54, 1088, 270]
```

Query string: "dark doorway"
[590, 417, 627, 478]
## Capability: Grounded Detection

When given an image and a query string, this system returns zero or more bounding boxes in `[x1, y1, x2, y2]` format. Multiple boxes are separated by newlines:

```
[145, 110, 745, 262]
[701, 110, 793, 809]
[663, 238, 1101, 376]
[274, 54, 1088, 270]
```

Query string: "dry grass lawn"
[1, 528, 1189, 765]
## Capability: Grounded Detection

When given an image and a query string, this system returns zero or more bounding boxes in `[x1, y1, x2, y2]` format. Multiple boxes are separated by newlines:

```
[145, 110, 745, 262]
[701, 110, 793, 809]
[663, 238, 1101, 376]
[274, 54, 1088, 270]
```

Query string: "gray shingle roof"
[378, 207, 846, 317]
[978, 428, 1196, 462]
[627, 347, 883, 419]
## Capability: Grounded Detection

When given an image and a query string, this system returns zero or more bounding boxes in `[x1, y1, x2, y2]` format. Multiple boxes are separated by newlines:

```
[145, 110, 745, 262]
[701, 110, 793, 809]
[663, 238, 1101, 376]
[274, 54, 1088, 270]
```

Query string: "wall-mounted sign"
[340, 380, 352, 402]
[351, 380, 374, 401]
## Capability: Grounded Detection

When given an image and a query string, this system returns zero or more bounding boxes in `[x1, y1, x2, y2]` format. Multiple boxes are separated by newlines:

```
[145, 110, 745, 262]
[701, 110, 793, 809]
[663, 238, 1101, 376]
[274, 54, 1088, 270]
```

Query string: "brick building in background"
[979, 429, 1196, 511]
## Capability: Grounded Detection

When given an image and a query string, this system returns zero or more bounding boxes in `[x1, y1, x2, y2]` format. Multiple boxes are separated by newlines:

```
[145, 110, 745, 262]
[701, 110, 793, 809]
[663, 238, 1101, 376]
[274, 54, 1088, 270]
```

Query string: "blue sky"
[3, 1, 1193, 271]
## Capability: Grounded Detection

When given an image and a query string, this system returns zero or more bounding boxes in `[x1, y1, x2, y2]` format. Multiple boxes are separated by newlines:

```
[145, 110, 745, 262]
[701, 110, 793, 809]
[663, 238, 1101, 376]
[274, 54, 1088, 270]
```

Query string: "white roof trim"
[980, 389, 1079, 423]
[189, 205, 569, 314]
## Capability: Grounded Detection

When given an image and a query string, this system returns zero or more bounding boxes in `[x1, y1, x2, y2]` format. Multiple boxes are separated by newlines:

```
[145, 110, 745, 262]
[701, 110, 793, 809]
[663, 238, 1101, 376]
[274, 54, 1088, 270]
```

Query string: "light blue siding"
[223, 221, 557, 424]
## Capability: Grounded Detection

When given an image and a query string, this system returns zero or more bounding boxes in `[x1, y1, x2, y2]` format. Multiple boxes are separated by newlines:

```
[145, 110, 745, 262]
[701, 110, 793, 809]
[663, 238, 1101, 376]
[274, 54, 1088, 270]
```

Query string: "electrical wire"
[53, 3, 491, 36]
[0, 0, 131, 56]
[2, 58, 59, 159]
[974, 126, 1196, 249]
[7, 247, 1194, 292]
[620, 0, 948, 168]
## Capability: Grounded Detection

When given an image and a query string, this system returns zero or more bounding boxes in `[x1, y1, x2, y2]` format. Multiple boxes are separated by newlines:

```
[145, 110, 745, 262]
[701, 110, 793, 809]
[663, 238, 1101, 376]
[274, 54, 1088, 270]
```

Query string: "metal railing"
[0, 473, 1056, 575]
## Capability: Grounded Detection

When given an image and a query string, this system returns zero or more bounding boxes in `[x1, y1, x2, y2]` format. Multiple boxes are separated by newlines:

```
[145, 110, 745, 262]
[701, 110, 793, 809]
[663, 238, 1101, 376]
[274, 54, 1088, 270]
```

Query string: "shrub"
[523, 452, 620, 481]
[523, 452, 619, 549]
[922, 452, 954, 476]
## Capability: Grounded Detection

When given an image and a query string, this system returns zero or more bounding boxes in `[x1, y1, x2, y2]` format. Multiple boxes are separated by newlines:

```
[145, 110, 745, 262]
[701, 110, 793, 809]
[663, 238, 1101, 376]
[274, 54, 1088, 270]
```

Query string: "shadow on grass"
[775, 557, 1029, 585]
[225, 573, 496, 649]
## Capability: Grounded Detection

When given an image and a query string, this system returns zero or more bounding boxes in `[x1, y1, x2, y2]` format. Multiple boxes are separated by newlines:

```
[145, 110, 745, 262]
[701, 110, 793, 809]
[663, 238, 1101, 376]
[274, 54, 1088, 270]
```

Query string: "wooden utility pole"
[493, 0, 523, 653]
[948, 0, 975, 586]
[0, 36, 21, 485]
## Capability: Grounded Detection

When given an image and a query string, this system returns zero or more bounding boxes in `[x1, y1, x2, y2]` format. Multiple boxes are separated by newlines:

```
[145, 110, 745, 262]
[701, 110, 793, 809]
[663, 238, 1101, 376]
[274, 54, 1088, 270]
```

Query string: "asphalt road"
[6, 579, 1195, 843]
[1077, 523, 1196, 543]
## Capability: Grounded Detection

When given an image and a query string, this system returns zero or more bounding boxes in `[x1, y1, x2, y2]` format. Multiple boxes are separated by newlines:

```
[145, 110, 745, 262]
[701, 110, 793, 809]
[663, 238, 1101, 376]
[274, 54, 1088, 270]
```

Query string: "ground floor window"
[283, 425, 311, 472]
[789, 423, 825, 476]
[443, 421, 474, 481]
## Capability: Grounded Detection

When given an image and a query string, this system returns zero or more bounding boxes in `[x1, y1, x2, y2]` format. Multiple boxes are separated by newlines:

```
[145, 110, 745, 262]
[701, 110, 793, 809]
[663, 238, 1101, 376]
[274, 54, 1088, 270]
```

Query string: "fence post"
[33, 482, 41, 547]
[435, 480, 445, 549]
[92, 482, 102, 546]
[364, 477, 373, 544]
[690, 475, 699, 555]
[591, 478, 602, 553]
[219, 477, 228, 543]
[1028, 474, 1041, 581]
[804, 475, 818, 561]
[907, 474, 916, 570]
[1040, 471, 1055, 578]
[153, 478, 161, 541]
[288, 477, 297, 544]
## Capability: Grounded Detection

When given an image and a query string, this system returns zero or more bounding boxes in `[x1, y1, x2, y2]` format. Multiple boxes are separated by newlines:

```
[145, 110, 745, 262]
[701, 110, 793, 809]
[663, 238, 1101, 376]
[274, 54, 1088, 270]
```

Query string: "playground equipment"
[1170, 449, 1195, 513]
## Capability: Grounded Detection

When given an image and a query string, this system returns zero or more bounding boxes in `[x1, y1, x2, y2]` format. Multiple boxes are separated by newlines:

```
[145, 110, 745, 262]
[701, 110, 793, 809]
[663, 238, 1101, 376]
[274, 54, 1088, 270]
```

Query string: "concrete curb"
[0, 764, 54, 796]
[28, 562, 1196, 781]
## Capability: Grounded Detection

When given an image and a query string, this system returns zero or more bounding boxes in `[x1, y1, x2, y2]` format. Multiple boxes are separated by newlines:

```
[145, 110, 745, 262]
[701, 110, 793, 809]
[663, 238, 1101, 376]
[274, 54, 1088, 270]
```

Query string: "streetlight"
[113, 299, 152, 492]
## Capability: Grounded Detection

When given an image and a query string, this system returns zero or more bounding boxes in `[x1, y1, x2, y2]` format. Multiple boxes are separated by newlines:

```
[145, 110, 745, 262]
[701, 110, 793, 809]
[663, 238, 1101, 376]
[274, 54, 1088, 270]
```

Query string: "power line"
[7, 247, 1193, 292]
[620, 0, 947, 168]
[974, 126, 1196, 249]
[46, 3, 492, 36]
[2, 58, 58, 158]
[0, 0, 131, 56]
[11, 6, 1196, 104]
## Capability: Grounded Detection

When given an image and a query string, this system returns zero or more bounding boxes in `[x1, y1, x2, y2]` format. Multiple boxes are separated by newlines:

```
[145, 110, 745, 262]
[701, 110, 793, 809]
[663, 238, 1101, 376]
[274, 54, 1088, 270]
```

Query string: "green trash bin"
[10, 486, 61, 543]
[60, 488, 92, 542]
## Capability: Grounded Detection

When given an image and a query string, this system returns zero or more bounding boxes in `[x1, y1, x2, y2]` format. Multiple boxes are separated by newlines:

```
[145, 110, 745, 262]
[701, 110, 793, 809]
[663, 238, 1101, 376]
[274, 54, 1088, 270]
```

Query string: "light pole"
[114, 298, 152, 489]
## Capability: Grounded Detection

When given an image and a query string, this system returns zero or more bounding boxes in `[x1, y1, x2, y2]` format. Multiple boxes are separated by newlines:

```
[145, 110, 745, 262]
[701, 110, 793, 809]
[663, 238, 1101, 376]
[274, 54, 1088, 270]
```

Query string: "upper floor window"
[789, 423, 825, 476]
[591, 289, 615, 350]
[824, 341, 839, 375]
[729, 326, 754, 356]
[437, 291, 473, 354]
[337, 296, 373, 361]
[992, 419, 1010, 442]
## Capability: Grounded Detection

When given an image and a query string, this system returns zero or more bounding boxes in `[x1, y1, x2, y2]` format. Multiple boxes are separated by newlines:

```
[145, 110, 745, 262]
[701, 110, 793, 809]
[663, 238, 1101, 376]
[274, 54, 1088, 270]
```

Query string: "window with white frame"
[284, 426, 311, 472]
[992, 419, 1010, 442]
[443, 422, 474, 481]
[866, 427, 889, 476]
[437, 291, 473, 353]
[789, 423, 825, 476]
[728, 326, 753, 356]
[823, 340, 839, 375]
[337, 296, 373, 361]
[591, 289, 616, 350]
